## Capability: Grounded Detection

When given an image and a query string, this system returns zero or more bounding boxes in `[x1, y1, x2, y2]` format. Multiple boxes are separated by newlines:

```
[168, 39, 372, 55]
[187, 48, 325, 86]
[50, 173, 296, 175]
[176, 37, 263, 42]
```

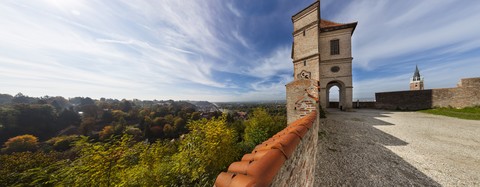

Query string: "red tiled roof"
[214, 111, 317, 187]
[320, 19, 358, 34]
[320, 19, 344, 28]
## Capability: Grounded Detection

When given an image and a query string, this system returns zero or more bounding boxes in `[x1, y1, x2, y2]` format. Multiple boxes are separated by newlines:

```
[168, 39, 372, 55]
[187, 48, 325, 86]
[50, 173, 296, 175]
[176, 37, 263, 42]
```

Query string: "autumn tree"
[172, 115, 239, 185]
[2, 134, 39, 153]
[243, 108, 286, 149]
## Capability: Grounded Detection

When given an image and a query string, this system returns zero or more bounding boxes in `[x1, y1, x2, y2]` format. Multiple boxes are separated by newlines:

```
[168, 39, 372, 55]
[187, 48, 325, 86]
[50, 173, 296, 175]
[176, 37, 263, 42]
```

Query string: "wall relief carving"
[297, 70, 311, 80]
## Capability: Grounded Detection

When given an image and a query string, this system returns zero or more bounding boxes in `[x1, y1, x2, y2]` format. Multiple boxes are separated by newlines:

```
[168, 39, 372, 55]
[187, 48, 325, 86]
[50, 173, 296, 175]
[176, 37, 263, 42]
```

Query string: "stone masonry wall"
[270, 113, 320, 187]
[286, 79, 319, 123]
[375, 77, 480, 110]
[375, 90, 433, 110]
[329, 101, 376, 109]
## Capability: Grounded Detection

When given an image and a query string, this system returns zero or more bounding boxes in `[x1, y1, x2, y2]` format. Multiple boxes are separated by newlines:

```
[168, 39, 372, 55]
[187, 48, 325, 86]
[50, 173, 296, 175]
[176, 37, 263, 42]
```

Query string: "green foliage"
[0, 100, 288, 186]
[46, 135, 79, 151]
[173, 115, 239, 186]
[57, 135, 140, 186]
[243, 108, 285, 149]
[0, 151, 66, 186]
[120, 140, 178, 186]
[420, 106, 480, 120]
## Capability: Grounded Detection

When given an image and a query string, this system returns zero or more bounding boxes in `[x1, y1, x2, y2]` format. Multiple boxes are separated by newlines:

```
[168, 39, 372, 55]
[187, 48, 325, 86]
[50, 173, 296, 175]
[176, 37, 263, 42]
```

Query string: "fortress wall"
[214, 111, 318, 187]
[329, 101, 376, 109]
[432, 87, 480, 108]
[270, 115, 319, 187]
[375, 77, 480, 110]
[375, 90, 433, 110]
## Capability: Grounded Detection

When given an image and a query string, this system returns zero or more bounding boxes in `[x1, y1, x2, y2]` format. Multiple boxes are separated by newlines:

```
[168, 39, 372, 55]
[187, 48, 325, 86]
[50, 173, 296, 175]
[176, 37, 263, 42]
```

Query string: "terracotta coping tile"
[288, 125, 309, 138]
[215, 111, 318, 187]
[215, 172, 235, 187]
[276, 133, 301, 158]
[246, 149, 287, 186]
[228, 160, 252, 174]
[241, 153, 255, 161]
[230, 173, 256, 187]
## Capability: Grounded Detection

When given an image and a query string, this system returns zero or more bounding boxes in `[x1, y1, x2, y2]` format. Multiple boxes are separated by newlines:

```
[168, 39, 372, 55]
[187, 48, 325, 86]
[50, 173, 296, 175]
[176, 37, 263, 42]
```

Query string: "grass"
[420, 106, 480, 120]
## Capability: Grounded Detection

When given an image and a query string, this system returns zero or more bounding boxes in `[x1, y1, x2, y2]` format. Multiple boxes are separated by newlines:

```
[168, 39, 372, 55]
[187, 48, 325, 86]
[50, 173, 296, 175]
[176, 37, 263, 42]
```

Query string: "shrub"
[46, 136, 79, 151]
[2, 134, 38, 153]
[99, 125, 115, 140]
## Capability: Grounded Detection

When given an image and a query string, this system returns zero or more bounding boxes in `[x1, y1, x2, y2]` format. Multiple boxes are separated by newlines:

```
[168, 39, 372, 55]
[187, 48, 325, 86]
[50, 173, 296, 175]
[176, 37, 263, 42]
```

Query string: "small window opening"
[330, 39, 340, 55]
[303, 60, 306, 66]
[303, 30, 306, 36]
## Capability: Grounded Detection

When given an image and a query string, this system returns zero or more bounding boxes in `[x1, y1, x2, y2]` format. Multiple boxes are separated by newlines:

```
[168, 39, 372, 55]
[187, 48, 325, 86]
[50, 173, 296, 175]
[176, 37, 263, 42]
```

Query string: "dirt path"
[315, 109, 480, 186]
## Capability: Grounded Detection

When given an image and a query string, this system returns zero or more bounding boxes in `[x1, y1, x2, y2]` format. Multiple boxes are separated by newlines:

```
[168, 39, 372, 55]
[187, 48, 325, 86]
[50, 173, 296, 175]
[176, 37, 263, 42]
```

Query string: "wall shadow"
[315, 109, 441, 186]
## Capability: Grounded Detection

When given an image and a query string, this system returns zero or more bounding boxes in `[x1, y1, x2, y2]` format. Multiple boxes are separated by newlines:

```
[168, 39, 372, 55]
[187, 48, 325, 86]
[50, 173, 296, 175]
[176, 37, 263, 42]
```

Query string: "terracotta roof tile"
[228, 161, 252, 175]
[215, 111, 318, 187]
[320, 19, 344, 28]
[246, 149, 287, 186]
[229, 173, 256, 187]
[215, 172, 236, 187]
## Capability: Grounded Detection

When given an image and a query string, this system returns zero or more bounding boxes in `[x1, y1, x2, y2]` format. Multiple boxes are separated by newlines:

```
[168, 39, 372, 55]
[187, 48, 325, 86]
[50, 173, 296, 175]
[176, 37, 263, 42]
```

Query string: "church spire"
[413, 65, 421, 81]
[410, 65, 424, 90]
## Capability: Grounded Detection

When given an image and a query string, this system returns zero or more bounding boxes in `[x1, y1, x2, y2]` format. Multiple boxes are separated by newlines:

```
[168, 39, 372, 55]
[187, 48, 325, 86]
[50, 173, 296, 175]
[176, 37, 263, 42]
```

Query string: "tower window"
[303, 60, 306, 66]
[303, 30, 306, 36]
[330, 39, 340, 55]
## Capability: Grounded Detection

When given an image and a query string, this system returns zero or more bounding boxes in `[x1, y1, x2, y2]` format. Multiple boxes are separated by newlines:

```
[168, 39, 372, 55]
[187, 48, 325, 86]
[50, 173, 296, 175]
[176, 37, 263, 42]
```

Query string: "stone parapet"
[214, 111, 318, 187]
[375, 77, 480, 110]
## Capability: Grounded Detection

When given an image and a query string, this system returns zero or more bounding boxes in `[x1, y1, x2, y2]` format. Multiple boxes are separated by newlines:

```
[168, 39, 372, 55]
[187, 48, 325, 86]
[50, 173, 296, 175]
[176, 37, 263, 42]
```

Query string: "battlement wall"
[375, 77, 480, 110]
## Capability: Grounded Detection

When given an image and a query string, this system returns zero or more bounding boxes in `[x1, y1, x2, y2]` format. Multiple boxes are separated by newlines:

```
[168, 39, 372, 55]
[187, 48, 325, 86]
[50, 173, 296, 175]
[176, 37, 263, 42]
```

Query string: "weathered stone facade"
[270, 115, 320, 187]
[287, 0, 357, 122]
[376, 77, 480, 110]
[286, 79, 319, 123]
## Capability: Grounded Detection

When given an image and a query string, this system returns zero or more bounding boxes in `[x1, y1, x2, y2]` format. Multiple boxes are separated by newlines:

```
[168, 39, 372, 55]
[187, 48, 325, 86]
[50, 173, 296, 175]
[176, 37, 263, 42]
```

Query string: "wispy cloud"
[323, 0, 480, 99]
[1, 0, 478, 102]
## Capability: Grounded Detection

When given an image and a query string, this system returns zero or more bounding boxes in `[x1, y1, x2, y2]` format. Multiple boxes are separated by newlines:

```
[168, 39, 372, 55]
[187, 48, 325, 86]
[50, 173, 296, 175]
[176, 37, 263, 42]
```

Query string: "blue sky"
[1, 0, 479, 102]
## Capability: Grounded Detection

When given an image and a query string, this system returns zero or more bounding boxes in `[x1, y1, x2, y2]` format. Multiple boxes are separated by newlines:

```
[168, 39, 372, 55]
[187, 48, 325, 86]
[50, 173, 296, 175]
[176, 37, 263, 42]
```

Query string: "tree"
[57, 108, 81, 127]
[173, 118, 186, 134]
[172, 115, 239, 185]
[2, 134, 38, 153]
[79, 117, 96, 136]
[243, 108, 285, 149]
[163, 124, 175, 139]
[57, 136, 138, 186]
[99, 126, 115, 140]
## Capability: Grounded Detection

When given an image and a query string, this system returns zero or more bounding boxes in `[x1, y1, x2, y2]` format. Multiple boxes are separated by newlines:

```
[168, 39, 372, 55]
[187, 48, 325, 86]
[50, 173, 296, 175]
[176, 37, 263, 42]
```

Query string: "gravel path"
[315, 109, 480, 187]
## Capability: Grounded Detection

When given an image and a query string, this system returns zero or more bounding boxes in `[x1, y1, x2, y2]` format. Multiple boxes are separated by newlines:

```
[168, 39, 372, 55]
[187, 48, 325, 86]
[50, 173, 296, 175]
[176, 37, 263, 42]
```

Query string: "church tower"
[410, 65, 424, 90]
[286, 0, 357, 122]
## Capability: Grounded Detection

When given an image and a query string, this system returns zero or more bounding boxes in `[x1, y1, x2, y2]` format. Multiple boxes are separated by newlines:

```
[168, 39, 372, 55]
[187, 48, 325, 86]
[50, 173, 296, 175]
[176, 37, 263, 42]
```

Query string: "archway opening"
[326, 81, 345, 110]
[327, 85, 340, 108]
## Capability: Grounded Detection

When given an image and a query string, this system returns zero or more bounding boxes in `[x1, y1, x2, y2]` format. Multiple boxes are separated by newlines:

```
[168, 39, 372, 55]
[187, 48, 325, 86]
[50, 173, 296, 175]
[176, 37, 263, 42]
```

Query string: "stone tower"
[286, 0, 357, 123]
[410, 65, 424, 90]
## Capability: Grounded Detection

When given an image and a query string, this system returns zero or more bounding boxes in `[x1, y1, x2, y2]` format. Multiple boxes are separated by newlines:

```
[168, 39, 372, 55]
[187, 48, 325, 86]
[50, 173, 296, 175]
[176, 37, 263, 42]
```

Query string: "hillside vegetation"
[0, 93, 287, 186]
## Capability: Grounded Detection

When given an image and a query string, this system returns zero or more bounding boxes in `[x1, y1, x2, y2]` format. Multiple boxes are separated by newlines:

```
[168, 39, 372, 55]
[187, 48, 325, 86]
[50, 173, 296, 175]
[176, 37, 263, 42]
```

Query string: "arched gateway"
[286, 1, 356, 123]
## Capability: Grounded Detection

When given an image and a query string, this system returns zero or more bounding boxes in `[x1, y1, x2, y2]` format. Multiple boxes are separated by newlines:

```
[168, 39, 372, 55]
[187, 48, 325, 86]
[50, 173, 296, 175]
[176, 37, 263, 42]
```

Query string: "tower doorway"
[326, 81, 346, 110]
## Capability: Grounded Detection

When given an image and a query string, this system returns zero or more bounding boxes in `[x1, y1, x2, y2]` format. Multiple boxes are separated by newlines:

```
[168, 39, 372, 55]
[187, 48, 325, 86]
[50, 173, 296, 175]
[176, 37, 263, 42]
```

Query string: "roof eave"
[320, 22, 358, 35]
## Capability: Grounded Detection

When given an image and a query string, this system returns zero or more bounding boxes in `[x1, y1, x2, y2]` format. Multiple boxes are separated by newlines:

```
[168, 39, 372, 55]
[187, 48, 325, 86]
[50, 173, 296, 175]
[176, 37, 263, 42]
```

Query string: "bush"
[124, 126, 143, 141]
[46, 136, 79, 151]
[2, 134, 38, 153]
[99, 125, 115, 140]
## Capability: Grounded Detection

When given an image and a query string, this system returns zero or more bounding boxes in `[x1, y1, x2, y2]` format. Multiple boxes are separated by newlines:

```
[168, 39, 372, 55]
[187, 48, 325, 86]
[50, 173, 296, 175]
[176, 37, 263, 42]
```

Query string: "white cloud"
[244, 46, 292, 78]
[227, 3, 242, 17]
